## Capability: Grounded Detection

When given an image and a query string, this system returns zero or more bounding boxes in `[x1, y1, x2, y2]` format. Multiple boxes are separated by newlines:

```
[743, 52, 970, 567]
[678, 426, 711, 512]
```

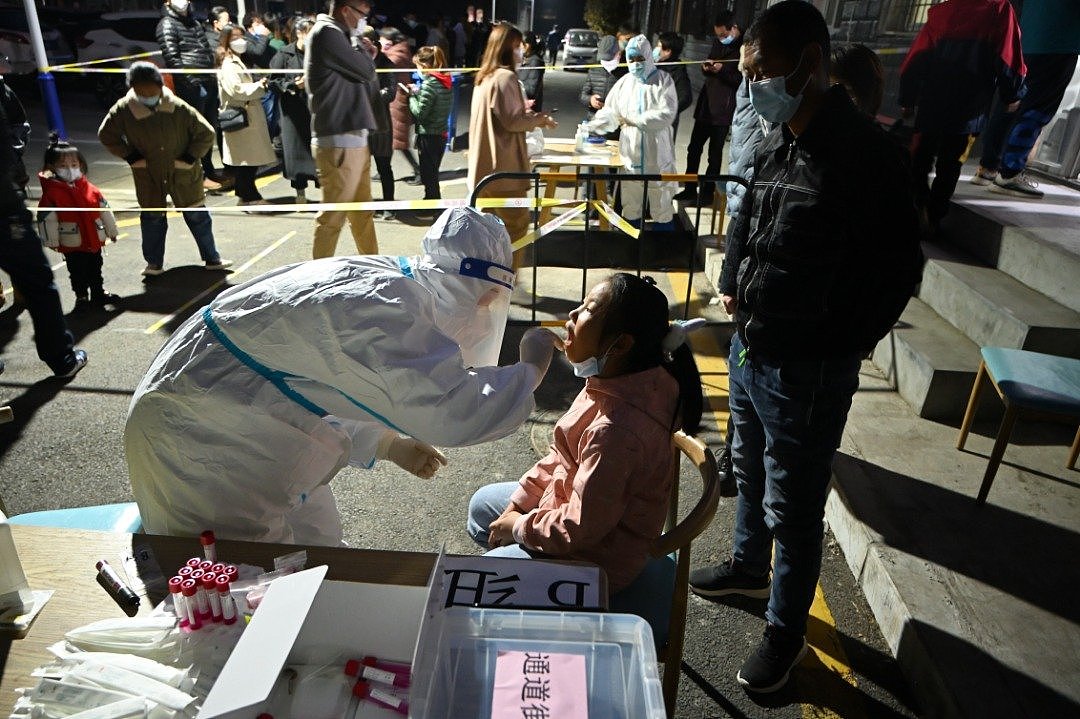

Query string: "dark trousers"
[684, 120, 729, 197]
[62, 251, 104, 300]
[910, 132, 970, 222]
[416, 134, 446, 200]
[229, 165, 261, 202]
[979, 53, 1079, 178]
[176, 80, 221, 179]
[373, 155, 394, 200]
[397, 148, 420, 177]
[0, 210, 78, 374]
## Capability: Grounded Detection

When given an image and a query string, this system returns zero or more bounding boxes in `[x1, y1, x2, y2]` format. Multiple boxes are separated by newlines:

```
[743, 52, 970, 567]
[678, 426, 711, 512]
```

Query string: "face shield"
[414, 208, 515, 367]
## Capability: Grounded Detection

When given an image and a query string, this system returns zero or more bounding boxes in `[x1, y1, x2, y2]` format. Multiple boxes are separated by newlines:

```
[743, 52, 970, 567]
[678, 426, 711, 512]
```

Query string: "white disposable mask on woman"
[170, 0, 190, 13]
[229, 38, 248, 55]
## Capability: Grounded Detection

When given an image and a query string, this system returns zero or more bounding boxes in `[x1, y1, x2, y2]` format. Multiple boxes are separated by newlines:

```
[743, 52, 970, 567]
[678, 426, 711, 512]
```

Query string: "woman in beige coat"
[217, 25, 276, 207]
[467, 23, 556, 262]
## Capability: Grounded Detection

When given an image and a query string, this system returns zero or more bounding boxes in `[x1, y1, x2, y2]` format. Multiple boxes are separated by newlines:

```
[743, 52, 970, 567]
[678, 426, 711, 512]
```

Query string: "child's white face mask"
[56, 167, 81, 183]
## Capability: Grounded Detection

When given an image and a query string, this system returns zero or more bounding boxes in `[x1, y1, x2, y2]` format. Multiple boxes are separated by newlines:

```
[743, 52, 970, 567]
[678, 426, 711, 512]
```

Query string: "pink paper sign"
[491, 649, 588, 719]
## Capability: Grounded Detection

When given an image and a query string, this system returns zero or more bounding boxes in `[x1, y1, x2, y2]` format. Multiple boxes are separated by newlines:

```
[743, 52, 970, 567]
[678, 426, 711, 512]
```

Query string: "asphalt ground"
[1, 68, 919, 717]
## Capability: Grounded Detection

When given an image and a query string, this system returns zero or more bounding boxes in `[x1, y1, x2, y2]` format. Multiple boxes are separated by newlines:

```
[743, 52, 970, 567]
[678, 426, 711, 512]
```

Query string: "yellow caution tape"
[45, 50, 162, 72]
[593, 200, 640, 239]
[30, 196, 576, 214]
[512, 202, 588, 251]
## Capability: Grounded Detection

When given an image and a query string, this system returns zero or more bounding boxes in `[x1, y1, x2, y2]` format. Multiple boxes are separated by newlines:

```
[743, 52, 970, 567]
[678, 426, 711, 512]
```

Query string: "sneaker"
[990, 171, 1044, 199]
[141, 265, 164, 277]
[55, 349, 88, 379]
[72, 297, 91, 312]
[202, 177, 223, 192]
[204, 259, 233, 271]
[737, 624, 809, 693]
[970, 167, 997, 186]
[689, 558, 771, 598]
[91, 292, 122, 307]
[404, 175, 423, 187]
[715, 446, 737, 498]
[672, 188, 697, 202]
[374, 210, 395, 221]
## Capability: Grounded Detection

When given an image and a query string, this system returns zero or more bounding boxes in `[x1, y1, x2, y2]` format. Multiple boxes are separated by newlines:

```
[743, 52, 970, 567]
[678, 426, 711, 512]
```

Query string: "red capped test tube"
[181, 579, 201, 630]
[202, 571, 222, 622]
[223, 564, 238, 581]
[215, 574, 237, 625]
[211, 562, 226, 575]
[353, 681, 408, 716]
[345, 659, 410, 688]
[177, 565, 193, 580]
[362, 656, 412, 676]
[189, 569, 210, 619]
[200, 530, 217, 562]
[168, 576, 188, 628]
[185, 557, 202, 569]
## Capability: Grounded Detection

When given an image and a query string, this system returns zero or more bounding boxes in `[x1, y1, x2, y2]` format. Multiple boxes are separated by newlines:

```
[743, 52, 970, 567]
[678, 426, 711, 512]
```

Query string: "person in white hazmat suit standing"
[586, 35, 679, 229]
[125, 208, 561, 545]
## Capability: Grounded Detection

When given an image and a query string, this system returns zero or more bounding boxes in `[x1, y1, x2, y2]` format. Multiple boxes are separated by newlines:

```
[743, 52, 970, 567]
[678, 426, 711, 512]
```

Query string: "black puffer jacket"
[579, 66, 619, 139]
[729, 86, 922, 360]
[156, 6, 215, 93]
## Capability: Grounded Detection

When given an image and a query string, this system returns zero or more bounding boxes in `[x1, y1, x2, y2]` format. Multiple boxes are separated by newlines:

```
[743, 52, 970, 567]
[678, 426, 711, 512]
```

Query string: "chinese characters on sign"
[439, 555, 603, 610]
[491, 650, 588, 719]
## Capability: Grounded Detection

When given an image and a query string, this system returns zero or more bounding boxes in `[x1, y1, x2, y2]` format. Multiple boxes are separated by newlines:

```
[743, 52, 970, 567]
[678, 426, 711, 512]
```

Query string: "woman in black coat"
[269, 19, 317, 201]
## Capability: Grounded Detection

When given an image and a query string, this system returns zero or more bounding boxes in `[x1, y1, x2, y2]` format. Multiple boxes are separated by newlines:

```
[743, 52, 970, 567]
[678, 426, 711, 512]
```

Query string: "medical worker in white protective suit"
[586, 35, 678, 229]
[125, 208, 561, 545]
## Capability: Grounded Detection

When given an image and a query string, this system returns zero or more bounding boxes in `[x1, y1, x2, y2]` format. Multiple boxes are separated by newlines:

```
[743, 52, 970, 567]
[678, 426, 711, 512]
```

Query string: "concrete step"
[918, 244, 1080, 359]
[941, 197, 1080, 313]
[871, 297, 986, 422]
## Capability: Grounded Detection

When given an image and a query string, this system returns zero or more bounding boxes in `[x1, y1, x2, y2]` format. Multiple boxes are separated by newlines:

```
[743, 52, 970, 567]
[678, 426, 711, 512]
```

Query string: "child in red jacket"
[37, 135, 119, 310]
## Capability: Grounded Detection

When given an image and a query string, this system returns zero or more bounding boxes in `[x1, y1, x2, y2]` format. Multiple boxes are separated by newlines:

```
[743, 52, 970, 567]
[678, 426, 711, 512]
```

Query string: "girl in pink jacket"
[467, 273, 703, 592]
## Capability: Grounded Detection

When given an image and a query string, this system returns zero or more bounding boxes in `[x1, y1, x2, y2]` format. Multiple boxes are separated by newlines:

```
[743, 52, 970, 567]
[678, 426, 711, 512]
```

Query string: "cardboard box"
[198, 565, 426, 719]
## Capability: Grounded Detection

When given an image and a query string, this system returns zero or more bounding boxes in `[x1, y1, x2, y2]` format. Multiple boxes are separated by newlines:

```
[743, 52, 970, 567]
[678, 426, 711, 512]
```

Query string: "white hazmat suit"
[587, 35, 678, 224]
[125, 208, 546, 545]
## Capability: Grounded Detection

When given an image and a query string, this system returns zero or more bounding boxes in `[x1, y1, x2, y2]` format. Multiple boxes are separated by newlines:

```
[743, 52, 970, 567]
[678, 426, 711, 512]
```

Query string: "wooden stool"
[957, 347, 1080, 505]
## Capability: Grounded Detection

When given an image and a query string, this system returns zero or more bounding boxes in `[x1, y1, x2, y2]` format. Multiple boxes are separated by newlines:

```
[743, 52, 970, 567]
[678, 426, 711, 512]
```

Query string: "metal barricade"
[469, 171, 748, 324]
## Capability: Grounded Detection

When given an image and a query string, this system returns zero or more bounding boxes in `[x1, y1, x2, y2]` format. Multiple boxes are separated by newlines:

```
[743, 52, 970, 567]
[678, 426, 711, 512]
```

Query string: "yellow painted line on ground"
[117, 212, 180, 228]
[665, 271, 863, 719]
[255, 173, 282, 190]
[143, 230, 296, 335]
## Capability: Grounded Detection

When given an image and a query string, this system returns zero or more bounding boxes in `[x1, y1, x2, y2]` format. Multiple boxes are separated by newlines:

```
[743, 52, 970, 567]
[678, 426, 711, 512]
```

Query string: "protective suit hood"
[409, 207, 514, 367]
[626, 35, 659, 83]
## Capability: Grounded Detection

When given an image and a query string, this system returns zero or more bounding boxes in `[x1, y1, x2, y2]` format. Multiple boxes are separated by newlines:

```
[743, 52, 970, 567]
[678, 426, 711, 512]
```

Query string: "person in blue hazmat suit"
[586, 35, 679, 229]
[125, 208, 561, 545]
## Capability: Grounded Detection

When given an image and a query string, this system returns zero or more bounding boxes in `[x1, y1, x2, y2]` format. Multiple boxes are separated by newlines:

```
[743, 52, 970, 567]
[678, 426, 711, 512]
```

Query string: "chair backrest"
[652, 430, 722, 717]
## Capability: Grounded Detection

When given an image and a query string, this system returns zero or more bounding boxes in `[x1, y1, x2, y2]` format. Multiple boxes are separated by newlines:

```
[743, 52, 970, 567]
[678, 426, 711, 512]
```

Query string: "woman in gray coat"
[269, 19, 317, 202]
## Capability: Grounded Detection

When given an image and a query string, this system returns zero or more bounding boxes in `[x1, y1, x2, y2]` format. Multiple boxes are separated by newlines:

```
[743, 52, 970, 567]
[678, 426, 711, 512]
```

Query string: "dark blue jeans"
[0, 209, 78, 373]
[140, 210, 220, 268]
[728, 332, 861, 636]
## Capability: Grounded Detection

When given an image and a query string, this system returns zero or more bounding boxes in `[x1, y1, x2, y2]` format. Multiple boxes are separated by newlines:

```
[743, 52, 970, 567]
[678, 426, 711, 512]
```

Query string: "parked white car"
[561, 28, 598, 71]
[74, 11, 163, 108]
[0, 8, 75, 76]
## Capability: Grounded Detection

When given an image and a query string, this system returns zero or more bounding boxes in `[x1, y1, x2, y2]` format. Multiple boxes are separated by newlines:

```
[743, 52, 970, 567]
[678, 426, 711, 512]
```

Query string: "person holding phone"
[673, 12, 742, 206]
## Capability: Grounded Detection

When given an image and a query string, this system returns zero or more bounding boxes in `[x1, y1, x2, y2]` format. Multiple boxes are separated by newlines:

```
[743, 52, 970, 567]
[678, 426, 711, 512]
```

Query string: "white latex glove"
[376, 431, 448, 479]
[519, 327, 563, 388]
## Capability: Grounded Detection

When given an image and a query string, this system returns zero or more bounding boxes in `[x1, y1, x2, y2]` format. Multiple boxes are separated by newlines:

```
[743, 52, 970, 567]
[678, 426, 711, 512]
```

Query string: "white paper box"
[197, 566, 427, 719]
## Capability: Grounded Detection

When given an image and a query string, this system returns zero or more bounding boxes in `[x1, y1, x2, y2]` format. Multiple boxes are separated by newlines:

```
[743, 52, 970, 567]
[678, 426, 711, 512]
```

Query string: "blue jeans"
[0, 210, 78, 373]
[728, 332, 860, 636]
[140, 211, 220, 268]
[466, 481, 535, 559]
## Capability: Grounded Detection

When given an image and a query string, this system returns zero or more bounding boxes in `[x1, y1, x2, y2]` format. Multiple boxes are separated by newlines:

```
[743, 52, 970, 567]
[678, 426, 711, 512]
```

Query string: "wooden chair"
[957, 347, 1080, 505]
[611, 431, 721, 717]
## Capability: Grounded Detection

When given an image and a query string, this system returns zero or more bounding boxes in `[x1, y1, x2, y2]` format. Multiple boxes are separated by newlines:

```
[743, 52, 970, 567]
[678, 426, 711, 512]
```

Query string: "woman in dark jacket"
[380, 28, 422, 184]
[519, 33, 545, 112]
[269, 18, 316, 202]
[578, 35, 620, 140]
[362, 26, 398, 219]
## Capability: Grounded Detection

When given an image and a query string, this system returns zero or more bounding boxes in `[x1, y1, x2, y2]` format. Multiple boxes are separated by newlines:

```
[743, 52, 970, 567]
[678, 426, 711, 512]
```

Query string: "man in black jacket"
[674, 11, 741, 205]
[156, 0, 224, 187]
[0, 93, 87, 378]
[578, 35, 620, 139]
[689, 1, 921, 694]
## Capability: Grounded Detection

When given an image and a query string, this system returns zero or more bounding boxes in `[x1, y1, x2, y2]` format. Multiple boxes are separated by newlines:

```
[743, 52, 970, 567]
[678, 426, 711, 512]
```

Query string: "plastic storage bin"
[411, 608, 665, 719]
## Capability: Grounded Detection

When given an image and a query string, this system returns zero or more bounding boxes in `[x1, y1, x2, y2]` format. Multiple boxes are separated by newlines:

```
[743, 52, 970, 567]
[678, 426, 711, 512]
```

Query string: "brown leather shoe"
[203, 177, 223, 192]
